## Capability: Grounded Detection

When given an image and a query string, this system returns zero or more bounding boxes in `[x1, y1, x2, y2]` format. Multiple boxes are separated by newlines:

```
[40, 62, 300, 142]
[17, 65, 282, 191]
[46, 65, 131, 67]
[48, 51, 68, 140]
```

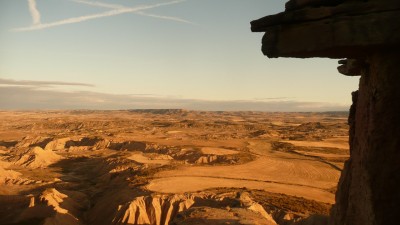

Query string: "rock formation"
[10, 146, 63, 169]
[112, 194, 195, 225]
[16, 188, 86, 225]
[251, 1, 400, 225]
[0, 165, 22, 184]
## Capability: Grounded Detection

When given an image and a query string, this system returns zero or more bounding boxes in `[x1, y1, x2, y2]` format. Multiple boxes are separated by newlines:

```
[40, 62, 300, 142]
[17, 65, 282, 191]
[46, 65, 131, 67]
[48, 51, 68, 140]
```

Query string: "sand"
[147, 177, 335, 204]
[147, 141, 339, 203]
[283, 137, 349, 150]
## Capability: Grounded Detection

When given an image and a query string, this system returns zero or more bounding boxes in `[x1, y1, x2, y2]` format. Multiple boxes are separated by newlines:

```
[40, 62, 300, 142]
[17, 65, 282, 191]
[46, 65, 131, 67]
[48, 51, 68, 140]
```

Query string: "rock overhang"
[251, 0, 400, 58]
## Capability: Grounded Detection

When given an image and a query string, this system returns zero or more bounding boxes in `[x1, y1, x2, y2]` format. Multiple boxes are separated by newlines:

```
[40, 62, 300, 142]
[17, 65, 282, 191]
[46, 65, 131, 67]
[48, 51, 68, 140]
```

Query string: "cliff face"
[331, 52, 400, 225]
[251, 1, 400, 224]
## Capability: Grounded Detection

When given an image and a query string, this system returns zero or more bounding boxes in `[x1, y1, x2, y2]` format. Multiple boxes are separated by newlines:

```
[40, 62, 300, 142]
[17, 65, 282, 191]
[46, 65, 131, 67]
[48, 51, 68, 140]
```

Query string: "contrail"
[135, 11, 194, 24]
[71, 0, 128, 10]
[72, 0, 193, 24]
[12, 0, 185, 32]
[28, 0, 41, 25]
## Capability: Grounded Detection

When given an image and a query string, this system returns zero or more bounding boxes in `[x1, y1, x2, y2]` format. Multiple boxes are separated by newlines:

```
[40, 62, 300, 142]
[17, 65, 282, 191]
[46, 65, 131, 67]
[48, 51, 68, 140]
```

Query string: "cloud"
[71, 0, 194, 24]
[28, 0, 41, 25]
[0, 78, 94, 87]
[253, 97, 294, 101]
[0, 85, 349, 112]
[12, 0, 186, 32]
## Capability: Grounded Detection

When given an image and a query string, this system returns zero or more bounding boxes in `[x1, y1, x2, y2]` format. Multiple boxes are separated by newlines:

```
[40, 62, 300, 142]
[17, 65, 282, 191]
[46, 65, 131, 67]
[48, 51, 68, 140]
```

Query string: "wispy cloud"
[28, 0, 41, 25]
[12, 0, 186, 32]
[254, 97, 294, 101]
[0, 80, 349, 111]
[71, 0, 194, 24]
[0, 78, 94, 87]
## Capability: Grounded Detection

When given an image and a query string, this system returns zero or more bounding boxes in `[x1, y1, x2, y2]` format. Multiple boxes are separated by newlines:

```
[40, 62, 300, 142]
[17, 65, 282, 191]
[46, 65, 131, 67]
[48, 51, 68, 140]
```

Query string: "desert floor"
[0, 110, 349, 225]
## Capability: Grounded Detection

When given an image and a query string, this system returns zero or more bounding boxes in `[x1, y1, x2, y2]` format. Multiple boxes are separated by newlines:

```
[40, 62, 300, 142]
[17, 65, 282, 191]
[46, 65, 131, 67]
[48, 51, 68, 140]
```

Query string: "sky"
[0, 0, 359, 111]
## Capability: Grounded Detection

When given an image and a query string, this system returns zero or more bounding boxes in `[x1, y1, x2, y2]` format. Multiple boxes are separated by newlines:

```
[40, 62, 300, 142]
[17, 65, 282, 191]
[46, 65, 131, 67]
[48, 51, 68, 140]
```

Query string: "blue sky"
[0, 0, 359, 111]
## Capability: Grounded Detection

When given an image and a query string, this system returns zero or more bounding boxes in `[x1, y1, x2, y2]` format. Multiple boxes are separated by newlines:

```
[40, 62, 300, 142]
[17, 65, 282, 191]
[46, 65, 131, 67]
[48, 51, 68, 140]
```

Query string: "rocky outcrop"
[194, 155, 218, 164]
[112, 194, 195, 225]
[0, 165, 32, 185]
[16, 188, 87, 225]
[44, 138, 70, 151]
[238, 192, 277, 225]
[251, 1, 400, 225]
[251, 0, 400, 58]
[65, 137, 104, 148]
[331, 52, 400, 225]
[43, 136, 111, 151]
[10, 146, 63, 169]
[110, 192, 281, 225]
[109, 141, 147, 151]
[171, 192, 277, 225]
[15, 136, 53, 148]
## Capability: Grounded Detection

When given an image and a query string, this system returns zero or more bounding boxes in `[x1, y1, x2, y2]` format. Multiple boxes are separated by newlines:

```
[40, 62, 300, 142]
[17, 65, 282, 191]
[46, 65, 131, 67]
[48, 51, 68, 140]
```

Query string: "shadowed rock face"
[251, 1, 400, 225]
[251, 0, 400, 58]
[333, 52, 400, 225]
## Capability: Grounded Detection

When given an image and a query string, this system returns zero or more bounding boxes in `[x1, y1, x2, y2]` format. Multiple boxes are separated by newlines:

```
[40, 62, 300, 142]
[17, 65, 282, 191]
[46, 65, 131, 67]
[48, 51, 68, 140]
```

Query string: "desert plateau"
[0, 110, 349, 225]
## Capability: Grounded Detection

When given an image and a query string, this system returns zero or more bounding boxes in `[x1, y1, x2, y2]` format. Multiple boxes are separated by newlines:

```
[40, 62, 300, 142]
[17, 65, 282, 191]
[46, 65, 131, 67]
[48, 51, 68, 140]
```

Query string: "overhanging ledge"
[251, 0, 400, 58]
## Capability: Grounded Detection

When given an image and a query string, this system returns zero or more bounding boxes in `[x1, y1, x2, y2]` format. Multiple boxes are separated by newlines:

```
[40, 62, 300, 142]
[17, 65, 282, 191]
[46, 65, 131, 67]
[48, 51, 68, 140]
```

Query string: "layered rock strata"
[112, 195, 195, 225]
